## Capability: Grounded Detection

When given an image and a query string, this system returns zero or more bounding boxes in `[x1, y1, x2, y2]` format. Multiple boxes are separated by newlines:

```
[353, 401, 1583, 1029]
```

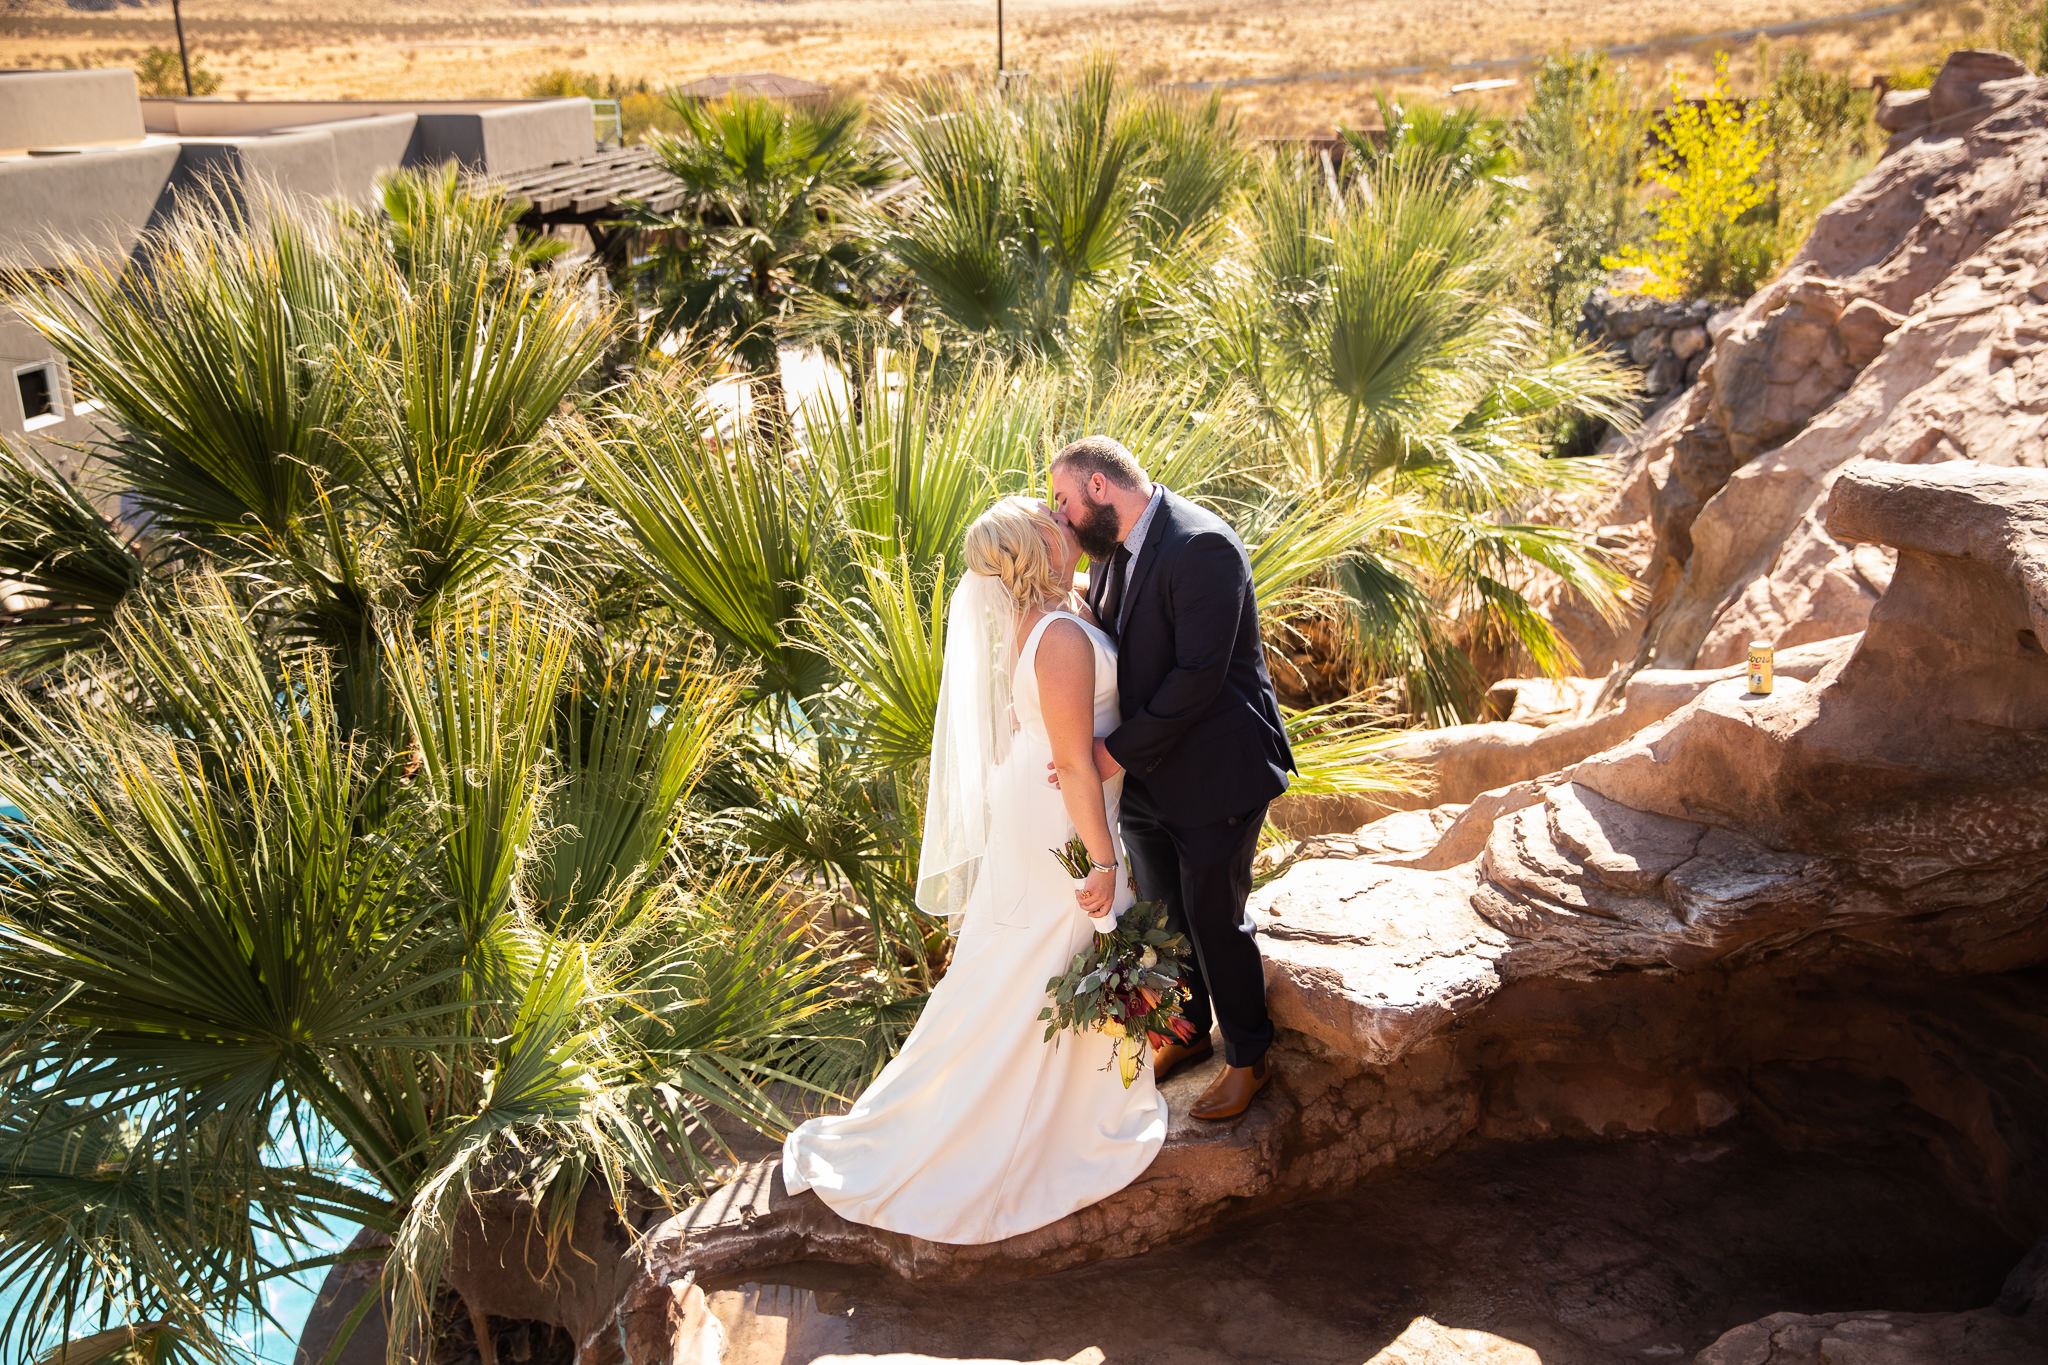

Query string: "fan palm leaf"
[798, 358, 1038, 577]
[0, 442, 148, 677]
[1279, 700, 1418, 798]
[6, 189, 356, 558]
[342, 258, 612, 615]
[567, 376, 832, 703]
[878, 57, 1246, 366]
[383, 593, 573, 982]
[796, 554, 947, 774]
[535, 641, 748, 930]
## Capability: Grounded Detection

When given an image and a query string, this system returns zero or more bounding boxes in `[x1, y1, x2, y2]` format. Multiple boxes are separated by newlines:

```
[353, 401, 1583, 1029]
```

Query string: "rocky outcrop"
[581, 460, 2048, 1364]
[1580, 282, 1724, 403]
[1271, 635, 1853, 838]
[1694, 1308, 2046, 1365]
[1693, 1235, 2048, 1364]
[1551, 50, 2048, 681]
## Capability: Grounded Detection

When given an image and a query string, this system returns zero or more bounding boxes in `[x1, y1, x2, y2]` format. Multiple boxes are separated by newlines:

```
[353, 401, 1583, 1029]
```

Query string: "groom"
[1049, 436, 1295, 1121]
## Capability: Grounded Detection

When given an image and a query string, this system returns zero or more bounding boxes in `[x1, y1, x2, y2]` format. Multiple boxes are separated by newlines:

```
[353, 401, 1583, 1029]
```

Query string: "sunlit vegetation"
[0, 43, 1916, 1360]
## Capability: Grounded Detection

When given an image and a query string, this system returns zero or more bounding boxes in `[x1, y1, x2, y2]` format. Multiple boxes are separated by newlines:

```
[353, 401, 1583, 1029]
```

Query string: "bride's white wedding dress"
[781, 607, 1168, 1245]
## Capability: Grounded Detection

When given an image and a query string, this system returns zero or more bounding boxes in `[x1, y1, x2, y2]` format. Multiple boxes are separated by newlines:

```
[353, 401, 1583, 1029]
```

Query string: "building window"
[15, 363, 62, 432]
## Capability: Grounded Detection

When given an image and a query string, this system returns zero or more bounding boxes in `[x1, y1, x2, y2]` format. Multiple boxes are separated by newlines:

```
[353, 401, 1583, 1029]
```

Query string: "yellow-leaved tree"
[1606, 59, 1776, 300]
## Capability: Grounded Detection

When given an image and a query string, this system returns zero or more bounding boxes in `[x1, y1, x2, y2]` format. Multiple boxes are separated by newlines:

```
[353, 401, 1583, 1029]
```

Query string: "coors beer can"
[1747, 642, 1774, 695]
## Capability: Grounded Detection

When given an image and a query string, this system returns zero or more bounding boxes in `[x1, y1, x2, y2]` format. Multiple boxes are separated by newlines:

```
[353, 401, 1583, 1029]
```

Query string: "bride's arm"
[1035, 618, 1117, 919]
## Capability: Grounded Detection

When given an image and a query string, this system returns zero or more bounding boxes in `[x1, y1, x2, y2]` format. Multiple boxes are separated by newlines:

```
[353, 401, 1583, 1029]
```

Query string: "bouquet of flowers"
[1041, 836, 1199, 1086]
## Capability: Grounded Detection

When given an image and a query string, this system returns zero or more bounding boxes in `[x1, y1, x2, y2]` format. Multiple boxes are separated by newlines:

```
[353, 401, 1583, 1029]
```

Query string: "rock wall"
[1552, 50, 2048, 682]
[1580, 282, 1724, 405]
[580, 460, 2048, 1365]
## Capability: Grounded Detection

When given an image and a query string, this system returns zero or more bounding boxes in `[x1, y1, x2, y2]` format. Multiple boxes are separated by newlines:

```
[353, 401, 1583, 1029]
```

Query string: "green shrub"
[1986, 0, 2048, 72]
[1352, 95, 1516, 192]
[1764, 47, 1874, 146]
[1755, 47, 1878, 282]
[1511, 51, 1653, 328]
[525, 68, 690, 140]
[134, 45, 221, 98]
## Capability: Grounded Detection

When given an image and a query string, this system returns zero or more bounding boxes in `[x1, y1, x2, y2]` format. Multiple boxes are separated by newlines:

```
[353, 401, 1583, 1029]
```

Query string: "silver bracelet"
[1089, 858, 1118, 873]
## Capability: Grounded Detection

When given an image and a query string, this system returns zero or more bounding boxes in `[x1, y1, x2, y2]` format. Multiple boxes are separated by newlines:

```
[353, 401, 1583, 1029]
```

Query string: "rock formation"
[1580, 283, 1723, 402]
[573, 457, 2048, 1363]
[1693, 1237, 2048, 1364]
[1556, 49, 2048, 682]
[299, 50, 2048, 1365]
[1353, 47, 2048, 835]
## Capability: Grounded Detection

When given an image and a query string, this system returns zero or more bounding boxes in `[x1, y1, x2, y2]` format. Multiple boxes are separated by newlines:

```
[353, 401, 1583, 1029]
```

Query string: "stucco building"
[1, 67, 595, 465]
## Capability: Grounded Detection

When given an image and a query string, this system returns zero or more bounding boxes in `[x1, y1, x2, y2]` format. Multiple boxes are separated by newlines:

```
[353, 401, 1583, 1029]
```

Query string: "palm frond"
[796, 359, 1019, 578]
[535, 640, 748, 929]
[1280, 700, 1419, 797]
[0, 442, 148, 677]
[796, 554, 947, 773]
[7, 186, 356, 557]
[568, 373, 832, 703]
[383, 591, 573, 976]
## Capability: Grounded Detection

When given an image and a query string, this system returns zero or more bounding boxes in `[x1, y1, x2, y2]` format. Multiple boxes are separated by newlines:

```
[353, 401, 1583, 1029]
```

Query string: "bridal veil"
[916, 571, 1021, 935]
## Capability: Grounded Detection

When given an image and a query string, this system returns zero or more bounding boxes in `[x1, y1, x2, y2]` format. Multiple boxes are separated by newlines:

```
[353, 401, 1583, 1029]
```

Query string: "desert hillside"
[0, 0, 1984, 127]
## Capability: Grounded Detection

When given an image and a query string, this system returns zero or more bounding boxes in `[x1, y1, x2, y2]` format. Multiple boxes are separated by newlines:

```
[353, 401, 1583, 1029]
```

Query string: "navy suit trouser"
[1119, 779, 1275, 1068]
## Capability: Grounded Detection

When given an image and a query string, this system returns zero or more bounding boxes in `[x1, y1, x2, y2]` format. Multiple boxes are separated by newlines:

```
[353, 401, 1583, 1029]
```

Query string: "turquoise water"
[0, 1218, 355, 1364]
[0, 802, 358, 1362]
[250, 1218, 364, 1363]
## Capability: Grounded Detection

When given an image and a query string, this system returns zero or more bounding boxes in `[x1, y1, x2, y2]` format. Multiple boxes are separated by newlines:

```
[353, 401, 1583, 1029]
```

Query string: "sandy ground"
[0, 0, 1987, 131]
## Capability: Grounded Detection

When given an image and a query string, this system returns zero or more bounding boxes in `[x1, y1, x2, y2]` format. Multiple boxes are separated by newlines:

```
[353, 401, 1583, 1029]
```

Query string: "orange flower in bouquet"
[1041, 839, 1195, 1086]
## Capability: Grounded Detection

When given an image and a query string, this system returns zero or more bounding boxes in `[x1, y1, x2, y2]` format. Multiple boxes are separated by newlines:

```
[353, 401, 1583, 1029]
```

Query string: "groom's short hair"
[1052, 435, 1146, 491]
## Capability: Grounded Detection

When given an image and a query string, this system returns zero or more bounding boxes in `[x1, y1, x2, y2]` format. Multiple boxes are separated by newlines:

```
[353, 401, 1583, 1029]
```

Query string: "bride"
[781, 495, 1168, 1244]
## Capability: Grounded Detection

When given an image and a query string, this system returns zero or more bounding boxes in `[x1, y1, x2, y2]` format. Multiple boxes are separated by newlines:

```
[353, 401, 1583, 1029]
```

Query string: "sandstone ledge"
[607, 462, 2048, 1363]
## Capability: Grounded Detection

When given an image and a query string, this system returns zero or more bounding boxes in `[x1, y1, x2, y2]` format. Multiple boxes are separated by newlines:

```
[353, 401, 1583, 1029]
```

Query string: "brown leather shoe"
[1189, 1058, 1270, 1121]
[1149, 1034, 1213, 1083]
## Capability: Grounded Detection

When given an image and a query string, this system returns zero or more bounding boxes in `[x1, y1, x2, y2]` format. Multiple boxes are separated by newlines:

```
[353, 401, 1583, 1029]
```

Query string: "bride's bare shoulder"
[1032, 614, 1095, 682]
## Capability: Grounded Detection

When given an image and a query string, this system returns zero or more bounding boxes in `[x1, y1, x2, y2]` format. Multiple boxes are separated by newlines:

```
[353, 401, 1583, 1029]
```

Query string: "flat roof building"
[0, 68, 597, 463]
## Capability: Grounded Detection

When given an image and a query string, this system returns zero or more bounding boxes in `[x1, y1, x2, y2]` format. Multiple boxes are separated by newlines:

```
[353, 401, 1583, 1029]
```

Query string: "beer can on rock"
[1747, 642, 1774, 695]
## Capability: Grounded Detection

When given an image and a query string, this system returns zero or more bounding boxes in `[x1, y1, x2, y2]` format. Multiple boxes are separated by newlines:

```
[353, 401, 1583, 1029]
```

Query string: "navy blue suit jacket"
[1090, 489, 1294, 827]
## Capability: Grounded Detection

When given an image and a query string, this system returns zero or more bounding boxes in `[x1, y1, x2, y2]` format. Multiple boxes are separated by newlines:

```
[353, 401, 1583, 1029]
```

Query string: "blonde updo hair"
[963, 496, 1067, 611]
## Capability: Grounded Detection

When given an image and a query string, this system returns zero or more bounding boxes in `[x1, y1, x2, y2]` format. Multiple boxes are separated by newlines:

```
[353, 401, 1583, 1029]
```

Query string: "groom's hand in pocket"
[1046, 739, 1123, 789]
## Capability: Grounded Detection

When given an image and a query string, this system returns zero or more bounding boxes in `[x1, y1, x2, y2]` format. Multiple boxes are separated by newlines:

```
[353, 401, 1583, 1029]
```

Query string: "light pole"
[171, 0, 195, 97]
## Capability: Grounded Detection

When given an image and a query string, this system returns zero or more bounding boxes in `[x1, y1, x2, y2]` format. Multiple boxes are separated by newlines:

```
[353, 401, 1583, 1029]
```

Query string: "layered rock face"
[1552, 50, 2048, 682]
[583, 460, 2048, 1363]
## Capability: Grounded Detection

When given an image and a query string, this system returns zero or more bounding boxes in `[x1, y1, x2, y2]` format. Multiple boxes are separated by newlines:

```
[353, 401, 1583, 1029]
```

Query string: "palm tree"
[1182, 153, 1639, 721]
[872, 57, 1246, 373]
[1346, 96, 1517, 192]
[0, 580, 835, 1363]
[2, 177, 612, 730]
[0, 174, 854, 1363]
[632, 92, 898, 444]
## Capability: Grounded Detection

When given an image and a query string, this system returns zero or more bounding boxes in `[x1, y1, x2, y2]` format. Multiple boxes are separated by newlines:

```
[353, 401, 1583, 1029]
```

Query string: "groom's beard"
[1070, 497, 1122, 562]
